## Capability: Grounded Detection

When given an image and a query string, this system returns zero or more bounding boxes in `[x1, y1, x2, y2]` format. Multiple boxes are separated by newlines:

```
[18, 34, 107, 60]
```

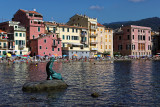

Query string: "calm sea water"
[0, 60, 160, 106]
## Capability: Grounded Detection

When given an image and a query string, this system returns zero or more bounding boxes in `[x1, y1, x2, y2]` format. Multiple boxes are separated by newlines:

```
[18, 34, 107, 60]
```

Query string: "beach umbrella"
[63, 55, 67, 57]
[73, 54, 78, 56]
[7, 53, 11, 57]
[97, 55, 101, 57]
[94, 55, 97, 57]
[12, 55, 16, 57]
[53, 54, 58, 57]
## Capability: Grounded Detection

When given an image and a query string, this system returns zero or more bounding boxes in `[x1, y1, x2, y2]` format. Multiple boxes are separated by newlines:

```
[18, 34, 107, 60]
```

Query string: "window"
[44, 39, 46, 43]
[128, 35, 130, 40]
[126, 44, 131, 50]
[33, 35, 35, 39]
[47, 27, 49, 30]
[143, 36, 145, 40]
[119, 36, 121, 40]
[29, 13, 33, 16]
[118, 45, 123, 50]
[109, 39, 111, 42]
[62, 27, 65, 32]
[63, 43, 65, 47]
[52, 47, 54, 51]
[71, 36, 79, 40]
[31, 21, 32, 23]
[44, 52, 45, 54]
[101, 45, 102, 49]
[127, 29, 130, 32]
[58, 41, 59, 44]
[72, 28, 74, 32]
[132, 29, 134, 32]
[16, 40, 18, 45]
[67, 28, 69, 32]
[105, 39, 107, 42]
[149, 36, 150, 41]
[40, 46, 42, 49]
[15, 33, 18, 37]
[67, 35, 70, 40]
[109, 45, 111, 49]
[53, 35, 54, 37]
[63, 35, 65, 40]
[105, 35, 107, 38]
[53, 40, 55, 45]
[58, 48, 60, 51]
[46, 47, 48, 49]
[20, 33, 22, 37]
[76, 29, 78, 33]
[38, 27, 40, 32]
[23, 33, 25, 37]
[133, 35, 134, 39]
[15, 26, 17, 28]
[0, 42, 1, 45]
[38, 22, 41, 24]
[105, 45, 107, 49]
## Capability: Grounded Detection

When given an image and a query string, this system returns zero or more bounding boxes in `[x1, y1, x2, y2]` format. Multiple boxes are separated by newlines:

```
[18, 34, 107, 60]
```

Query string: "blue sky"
[0, 0, 159, 24]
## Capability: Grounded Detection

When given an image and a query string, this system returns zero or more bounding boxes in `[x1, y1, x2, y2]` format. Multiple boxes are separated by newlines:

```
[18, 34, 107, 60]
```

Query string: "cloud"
[129, 0, 145, 2]
[89, 5, 104, 11]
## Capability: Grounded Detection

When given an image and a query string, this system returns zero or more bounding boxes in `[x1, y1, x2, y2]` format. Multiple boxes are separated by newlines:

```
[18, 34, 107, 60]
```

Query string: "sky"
[0, 0, 160, 24]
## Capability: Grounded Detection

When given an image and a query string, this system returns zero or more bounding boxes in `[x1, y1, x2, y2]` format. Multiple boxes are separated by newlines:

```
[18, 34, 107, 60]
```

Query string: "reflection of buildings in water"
[130, 60, 153, 102]
[112, 61, 133, 103]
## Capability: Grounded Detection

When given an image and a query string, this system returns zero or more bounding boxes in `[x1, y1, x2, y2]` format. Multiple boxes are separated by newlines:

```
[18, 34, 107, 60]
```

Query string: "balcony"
[90, 34, 97, 38]
[14, 27, 26, 31]
[19, 45, 24, 50]
[90, 26, 97, 30]
[90, 40, 98, 44]
[2, 46, 8, 49]
[90, 47, 98, 51]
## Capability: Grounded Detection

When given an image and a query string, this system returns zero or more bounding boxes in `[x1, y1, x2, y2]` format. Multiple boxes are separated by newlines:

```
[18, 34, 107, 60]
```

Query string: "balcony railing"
[90, 47, 98, 50]
[90, 40, 98, 44]
[90, 26, 97, 30]
[19, 45, 24, 50]
[90, 34, 98, 37]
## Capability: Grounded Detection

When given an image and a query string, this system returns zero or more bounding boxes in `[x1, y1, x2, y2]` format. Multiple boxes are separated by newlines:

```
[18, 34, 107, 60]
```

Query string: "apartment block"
[114, 25, 152, 57]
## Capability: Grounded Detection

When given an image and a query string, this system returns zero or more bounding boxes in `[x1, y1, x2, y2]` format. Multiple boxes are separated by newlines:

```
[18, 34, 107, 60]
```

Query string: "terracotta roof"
[20, 9, 41, 15]
[0, 29, 7, 34]
[97, 23, 104, 27]
[45, 22, 88, 29]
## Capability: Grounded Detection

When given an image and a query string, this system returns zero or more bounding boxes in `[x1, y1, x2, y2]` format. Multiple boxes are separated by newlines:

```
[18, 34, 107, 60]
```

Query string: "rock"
[22, 80, 68, 92]
[91, 92, 99, 98]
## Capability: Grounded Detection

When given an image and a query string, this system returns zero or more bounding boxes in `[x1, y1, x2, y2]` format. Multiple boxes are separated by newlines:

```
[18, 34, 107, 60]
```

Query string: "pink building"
[12, 9, 45, 43]
[114, 25, 152, 57]
[30, 33, 62, 57]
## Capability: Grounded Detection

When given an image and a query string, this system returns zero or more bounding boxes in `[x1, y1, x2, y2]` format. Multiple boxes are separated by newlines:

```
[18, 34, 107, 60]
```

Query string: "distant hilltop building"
[114, 25, 152, 57]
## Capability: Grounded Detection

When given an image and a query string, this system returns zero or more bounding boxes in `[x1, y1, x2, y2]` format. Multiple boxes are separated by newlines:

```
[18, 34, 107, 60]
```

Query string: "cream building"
[44, 22, 90, 58]
[0, 30, 8, 55]
[0, 21, 29, 55]
[97, 23, 113, 57]
[67, 14, 98, 57]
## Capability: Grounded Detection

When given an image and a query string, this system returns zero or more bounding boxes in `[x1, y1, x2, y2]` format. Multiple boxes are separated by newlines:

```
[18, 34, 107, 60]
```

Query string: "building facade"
[30, 33, 62, 57]
[97, 23, 113, 57]
[114, 25, 152, 57]
[151, 31, 160, 55]
[44, 22, 90, 58]
[12, 9, 45, 46]
[0, 30, 8, 55]
[67, 14, 98, 57]
[0, 21, 29, 55]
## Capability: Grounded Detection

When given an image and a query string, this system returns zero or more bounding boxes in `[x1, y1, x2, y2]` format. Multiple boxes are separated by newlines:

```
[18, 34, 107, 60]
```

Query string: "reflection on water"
[0, 61, 160, 106]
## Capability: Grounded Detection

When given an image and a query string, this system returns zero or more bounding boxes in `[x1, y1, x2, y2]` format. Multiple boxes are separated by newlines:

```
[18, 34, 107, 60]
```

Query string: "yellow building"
[97, 23, 113, 57]
[67, 14, 98, 57]
[0, 30, 8, 55]
[44, 22, 90, 58]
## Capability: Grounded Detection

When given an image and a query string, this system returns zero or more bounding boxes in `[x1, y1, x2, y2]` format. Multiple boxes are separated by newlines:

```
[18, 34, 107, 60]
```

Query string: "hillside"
[104, 17, 160, 31]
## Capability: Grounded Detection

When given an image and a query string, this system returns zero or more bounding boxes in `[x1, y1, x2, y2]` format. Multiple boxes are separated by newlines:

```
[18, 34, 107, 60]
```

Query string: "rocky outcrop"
[22, 80, 68, 92]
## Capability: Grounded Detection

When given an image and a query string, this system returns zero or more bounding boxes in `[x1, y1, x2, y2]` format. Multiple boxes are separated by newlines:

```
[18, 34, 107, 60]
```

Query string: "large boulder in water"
[22, 80, 68, 92]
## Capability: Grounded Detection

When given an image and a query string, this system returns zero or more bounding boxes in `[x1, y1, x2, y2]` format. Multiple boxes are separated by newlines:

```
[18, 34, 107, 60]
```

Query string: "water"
[0, 60, 160, 106]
